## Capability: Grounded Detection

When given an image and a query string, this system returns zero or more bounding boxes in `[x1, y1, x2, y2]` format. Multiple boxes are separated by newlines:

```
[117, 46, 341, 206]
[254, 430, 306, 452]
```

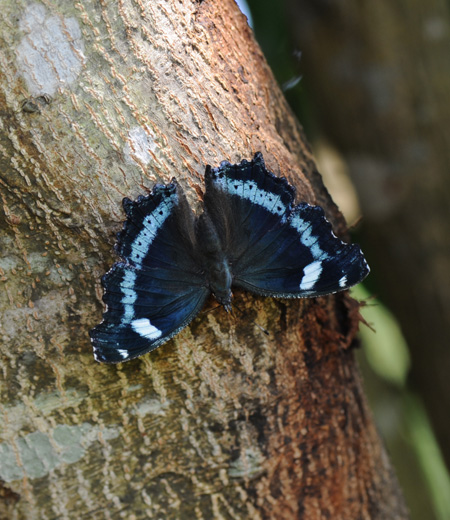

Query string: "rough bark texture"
[287, 0, 450, 468]
[0, 1, 407, 518]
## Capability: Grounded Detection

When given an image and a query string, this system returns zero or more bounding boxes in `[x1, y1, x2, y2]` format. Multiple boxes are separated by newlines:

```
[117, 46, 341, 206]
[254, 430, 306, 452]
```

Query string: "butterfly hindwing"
[90, 263, 209, 362]
[90, 181, 209, 363]
[204, 153, 369, 298]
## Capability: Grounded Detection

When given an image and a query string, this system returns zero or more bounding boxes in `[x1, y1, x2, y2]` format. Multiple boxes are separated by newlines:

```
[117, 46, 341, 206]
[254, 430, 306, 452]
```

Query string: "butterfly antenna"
[232, 303, 270, 336]
[201, 303, 222, 316]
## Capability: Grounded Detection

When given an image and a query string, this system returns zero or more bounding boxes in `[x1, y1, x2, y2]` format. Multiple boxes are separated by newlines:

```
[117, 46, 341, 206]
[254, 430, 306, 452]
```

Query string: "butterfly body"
[195, 211, 233, 310]
[90, 153, 369, 363]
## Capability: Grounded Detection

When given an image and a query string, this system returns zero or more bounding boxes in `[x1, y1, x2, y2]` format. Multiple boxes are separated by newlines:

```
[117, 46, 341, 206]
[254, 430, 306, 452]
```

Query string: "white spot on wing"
[132, 318, 162, 340]
[124, 126, 157, 165]
[300, 261, 323, 291]
[339, 275, 348, 288]
[117, 349, 129, 359]
[17, 4, 85, 95]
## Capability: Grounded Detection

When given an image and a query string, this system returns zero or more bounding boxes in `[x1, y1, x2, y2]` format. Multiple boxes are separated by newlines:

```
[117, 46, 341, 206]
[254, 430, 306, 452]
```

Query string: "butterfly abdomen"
[195, 211, 232, 309]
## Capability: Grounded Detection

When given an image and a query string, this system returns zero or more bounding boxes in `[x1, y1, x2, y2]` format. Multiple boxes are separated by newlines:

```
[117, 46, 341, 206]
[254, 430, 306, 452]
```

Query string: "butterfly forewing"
[90, 181, 209, 363]
[117, 182, 199, 271]
[204, 153, 369, 298]
[204, 153, 296, 266]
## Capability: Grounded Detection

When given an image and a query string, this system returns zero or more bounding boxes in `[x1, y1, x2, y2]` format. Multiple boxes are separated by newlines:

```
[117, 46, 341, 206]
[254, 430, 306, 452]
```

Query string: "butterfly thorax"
[196, 211, 233, 311]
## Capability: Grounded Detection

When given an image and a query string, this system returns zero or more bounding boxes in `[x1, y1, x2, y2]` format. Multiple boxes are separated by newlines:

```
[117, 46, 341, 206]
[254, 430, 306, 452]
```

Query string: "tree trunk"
[0, 1, 407, 518]
[287, 0, 450, 469]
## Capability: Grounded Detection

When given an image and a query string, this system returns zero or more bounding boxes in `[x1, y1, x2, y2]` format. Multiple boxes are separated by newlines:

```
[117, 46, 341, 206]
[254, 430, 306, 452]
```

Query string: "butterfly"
[90, 152, 370, 363]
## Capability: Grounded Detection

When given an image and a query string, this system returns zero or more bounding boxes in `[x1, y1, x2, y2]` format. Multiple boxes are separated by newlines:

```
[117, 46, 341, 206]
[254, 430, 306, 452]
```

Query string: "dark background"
[239, 1, 450, 518]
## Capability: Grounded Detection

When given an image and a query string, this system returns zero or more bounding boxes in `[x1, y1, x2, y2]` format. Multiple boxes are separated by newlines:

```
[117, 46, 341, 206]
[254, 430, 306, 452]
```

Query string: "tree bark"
[286, 0, 450, 469]
[0, 1, 407, 518]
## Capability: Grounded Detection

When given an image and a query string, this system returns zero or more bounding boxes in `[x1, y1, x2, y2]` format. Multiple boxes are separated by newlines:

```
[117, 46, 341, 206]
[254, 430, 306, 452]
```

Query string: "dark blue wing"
[204, 153, 369, 298]
[90, 181, 209, 363]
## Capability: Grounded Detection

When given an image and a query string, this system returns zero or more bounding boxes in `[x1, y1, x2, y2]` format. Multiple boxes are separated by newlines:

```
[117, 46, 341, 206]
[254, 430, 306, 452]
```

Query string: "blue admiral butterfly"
[90, 153, 369, 363]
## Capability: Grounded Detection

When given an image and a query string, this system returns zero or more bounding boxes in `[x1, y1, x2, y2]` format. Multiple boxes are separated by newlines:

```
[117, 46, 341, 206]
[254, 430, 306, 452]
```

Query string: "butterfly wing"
[90, 180, 209, 363]
[204, 153, 369, 298]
